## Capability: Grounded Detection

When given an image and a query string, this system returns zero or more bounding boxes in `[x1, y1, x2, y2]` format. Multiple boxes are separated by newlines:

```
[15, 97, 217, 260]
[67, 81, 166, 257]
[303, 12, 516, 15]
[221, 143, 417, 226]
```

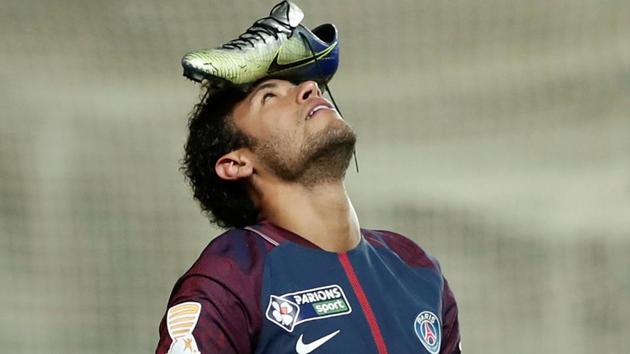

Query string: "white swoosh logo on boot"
[295, 330, 340, 354]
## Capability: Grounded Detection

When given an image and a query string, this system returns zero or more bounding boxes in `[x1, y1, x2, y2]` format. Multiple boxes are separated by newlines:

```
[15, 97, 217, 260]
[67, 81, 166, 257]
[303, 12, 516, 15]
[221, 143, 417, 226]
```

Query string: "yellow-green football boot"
[181, 1, 339, 86]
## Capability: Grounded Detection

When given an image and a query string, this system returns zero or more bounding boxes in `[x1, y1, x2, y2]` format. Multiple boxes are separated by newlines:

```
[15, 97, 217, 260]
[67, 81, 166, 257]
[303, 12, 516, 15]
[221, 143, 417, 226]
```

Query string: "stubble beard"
[253, 120, 357, 187]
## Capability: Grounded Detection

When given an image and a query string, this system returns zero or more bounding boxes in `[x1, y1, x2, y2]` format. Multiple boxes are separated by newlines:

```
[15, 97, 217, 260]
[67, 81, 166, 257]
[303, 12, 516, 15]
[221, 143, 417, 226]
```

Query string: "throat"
[259, 183, 361, 253]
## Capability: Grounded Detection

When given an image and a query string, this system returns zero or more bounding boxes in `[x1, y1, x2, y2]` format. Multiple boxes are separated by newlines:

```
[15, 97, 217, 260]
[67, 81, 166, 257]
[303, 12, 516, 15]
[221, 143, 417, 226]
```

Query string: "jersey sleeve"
[440, 277, 462, 353]
[155, 275, 254, 354]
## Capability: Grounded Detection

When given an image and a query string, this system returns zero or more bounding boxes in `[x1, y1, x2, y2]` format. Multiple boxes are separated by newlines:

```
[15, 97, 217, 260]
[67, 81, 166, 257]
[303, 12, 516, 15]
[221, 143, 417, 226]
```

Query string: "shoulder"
[181, 227, 275, 281]
[166, 227, 275, 303]
[157, 228, 272, 353]
[362, 228, 442, 271]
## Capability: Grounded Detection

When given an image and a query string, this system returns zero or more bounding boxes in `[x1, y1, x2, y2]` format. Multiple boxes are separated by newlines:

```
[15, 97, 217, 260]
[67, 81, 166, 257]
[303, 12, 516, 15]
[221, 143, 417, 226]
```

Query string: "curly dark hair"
[181, 84, 260, 229]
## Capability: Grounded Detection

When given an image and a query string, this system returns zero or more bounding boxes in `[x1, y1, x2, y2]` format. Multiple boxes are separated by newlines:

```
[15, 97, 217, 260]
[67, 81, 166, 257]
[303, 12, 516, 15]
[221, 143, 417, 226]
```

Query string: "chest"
[254, 243, 444, 354]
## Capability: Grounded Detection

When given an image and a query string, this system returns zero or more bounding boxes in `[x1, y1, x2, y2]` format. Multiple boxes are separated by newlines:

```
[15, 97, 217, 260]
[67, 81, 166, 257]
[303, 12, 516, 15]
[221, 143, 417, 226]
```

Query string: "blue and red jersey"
[156, 221, 461, 353]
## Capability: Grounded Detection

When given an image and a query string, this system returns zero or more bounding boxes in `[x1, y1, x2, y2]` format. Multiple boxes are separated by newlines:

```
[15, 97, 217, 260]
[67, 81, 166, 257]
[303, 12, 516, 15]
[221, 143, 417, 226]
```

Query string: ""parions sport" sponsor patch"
[265, 284, 352, 332]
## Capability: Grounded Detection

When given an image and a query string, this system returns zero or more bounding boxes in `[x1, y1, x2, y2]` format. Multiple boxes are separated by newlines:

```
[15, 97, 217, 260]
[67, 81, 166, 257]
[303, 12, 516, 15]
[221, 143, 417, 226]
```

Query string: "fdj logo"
[265, 284, 352, 332]
[414, 311, 441, 354]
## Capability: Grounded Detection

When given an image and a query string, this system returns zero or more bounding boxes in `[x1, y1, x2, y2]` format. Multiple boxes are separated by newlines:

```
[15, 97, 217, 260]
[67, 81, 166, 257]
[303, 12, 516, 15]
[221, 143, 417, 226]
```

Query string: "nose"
[296, 80, 322, 103]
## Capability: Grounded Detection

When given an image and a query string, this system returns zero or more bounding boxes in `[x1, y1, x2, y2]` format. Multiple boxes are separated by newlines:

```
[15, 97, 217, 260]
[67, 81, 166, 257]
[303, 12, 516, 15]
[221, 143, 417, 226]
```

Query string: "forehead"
[246, 78, 296, 97]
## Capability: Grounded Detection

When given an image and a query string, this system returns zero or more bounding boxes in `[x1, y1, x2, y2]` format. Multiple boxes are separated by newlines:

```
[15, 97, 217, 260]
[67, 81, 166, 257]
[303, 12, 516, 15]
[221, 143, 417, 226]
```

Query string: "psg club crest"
[414, 311, 441, 354]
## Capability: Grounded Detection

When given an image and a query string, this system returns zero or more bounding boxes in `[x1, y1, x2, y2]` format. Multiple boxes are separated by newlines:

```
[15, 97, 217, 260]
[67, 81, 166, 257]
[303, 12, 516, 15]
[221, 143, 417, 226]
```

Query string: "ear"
[215, 150, 254, 181]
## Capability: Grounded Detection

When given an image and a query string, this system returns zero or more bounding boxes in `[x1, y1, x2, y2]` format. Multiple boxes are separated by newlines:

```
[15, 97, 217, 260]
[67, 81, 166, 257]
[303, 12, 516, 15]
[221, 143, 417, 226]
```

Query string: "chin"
[297, 123, 356, 184]
[255, 120, 356, 185]
[309, 116, 355, 148]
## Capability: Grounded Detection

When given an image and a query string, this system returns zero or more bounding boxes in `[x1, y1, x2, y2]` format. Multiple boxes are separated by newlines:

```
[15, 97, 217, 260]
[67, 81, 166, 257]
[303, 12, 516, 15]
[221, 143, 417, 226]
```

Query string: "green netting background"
[1, 0, 629, 353]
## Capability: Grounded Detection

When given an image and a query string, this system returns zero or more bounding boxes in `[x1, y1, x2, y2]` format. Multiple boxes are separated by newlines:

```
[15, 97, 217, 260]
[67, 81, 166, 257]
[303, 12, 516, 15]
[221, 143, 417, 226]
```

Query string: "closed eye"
[262, 92, 275, 104]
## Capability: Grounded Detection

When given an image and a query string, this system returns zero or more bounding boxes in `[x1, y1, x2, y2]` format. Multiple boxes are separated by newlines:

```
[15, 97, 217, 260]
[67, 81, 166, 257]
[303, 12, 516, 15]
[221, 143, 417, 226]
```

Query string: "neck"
[257, 180, 361, 252]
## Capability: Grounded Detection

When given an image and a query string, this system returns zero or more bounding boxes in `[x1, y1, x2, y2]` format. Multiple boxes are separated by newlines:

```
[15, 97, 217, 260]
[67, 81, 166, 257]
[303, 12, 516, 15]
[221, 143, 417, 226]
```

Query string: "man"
[157, 2, 461, 353]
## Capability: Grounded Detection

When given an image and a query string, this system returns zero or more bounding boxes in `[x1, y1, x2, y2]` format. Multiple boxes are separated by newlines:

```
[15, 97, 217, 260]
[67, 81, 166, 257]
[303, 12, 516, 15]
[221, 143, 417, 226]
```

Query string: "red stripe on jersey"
[338, 253, 389, 354]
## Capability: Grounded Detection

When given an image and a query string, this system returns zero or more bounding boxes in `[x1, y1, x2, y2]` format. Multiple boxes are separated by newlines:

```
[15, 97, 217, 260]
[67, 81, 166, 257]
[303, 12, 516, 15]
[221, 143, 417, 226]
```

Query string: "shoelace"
[222, 17, 292, 50]
[298, 32, 359, 173]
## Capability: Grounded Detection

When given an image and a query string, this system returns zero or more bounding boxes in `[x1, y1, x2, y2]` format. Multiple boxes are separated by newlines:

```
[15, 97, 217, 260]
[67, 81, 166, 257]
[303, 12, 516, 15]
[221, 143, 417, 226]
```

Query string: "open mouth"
[306, 99, 335, 120]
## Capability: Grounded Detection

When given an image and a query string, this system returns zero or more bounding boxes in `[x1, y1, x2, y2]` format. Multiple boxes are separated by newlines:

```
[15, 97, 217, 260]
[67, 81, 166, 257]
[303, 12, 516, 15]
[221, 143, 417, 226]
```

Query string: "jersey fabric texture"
[156, 221, 461, 354]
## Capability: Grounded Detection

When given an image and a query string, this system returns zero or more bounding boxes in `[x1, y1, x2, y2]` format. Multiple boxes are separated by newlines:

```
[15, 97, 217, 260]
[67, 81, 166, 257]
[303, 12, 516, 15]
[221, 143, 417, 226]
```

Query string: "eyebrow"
[249, 81, 278, 102]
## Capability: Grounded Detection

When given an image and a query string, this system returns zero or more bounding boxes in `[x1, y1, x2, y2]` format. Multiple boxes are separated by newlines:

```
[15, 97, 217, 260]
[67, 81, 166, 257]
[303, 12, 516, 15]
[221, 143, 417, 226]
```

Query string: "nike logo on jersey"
[295, 329, 340, 354]
[267, 42, 337, 74]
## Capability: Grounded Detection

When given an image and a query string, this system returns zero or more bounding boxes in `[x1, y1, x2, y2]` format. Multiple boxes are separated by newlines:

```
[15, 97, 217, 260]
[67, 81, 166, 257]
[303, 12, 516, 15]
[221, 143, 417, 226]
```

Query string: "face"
[231, 79, 356, 186]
